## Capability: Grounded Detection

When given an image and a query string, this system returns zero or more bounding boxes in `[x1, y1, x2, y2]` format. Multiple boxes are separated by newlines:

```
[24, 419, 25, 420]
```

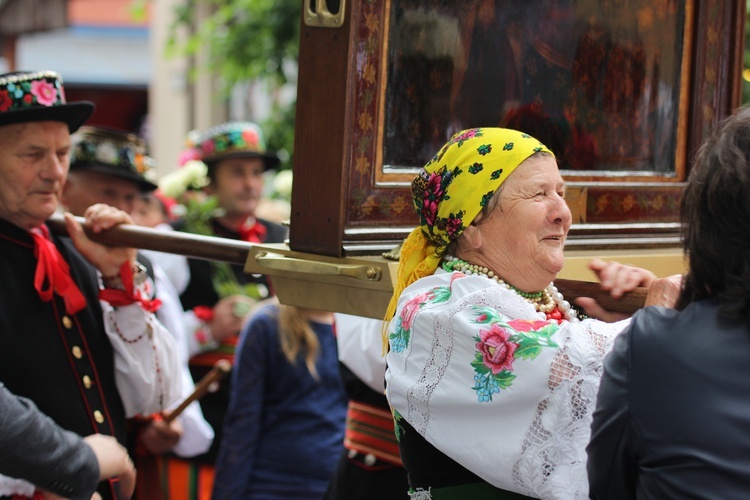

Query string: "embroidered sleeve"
[151, 266, 214, 457]
[101, 296, 183, 417]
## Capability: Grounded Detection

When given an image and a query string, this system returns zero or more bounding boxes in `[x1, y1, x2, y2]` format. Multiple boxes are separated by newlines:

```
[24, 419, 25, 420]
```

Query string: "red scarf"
[99, 261, 162, 313]
[30, 225, 87, 315]
[238, 218, 267, 243]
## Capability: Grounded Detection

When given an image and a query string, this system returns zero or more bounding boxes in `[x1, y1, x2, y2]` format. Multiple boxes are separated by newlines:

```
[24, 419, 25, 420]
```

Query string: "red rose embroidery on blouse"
[476, 323, 518, 374]
[507, 319, 550, 332]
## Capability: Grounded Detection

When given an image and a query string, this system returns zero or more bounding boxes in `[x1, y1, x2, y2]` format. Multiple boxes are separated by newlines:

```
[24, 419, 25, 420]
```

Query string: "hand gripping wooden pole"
[45, 213, 648, 315]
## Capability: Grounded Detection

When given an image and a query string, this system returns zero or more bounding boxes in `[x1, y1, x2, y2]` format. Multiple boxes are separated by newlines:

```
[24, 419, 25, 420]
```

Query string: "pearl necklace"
[442, 255, 580, 322]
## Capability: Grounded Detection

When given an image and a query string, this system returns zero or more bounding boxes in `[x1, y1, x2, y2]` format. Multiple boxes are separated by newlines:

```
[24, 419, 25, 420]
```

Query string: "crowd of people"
[0, 66, 748, 500]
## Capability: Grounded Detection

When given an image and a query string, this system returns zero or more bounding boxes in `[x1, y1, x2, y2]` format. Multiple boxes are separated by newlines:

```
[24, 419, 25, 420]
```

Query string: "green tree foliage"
[168, 0, 301, 169]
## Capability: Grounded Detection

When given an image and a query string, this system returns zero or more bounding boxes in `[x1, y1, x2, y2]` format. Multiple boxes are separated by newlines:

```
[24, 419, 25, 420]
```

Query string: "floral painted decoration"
[470, 306, 559, 402]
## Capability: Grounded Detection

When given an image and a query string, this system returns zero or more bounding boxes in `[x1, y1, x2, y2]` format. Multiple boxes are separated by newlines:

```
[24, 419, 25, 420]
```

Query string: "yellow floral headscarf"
[384, 128, 553, 338]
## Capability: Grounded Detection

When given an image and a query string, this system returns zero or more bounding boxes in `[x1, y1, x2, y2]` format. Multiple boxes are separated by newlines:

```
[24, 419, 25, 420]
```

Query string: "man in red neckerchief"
[149, 122, 288, 500]
[62, 125, 215, 499]
[0, 70, 182, 500]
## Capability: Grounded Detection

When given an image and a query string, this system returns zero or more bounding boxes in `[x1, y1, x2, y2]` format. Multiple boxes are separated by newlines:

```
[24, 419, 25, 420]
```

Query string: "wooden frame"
[290, 0, 745, 257]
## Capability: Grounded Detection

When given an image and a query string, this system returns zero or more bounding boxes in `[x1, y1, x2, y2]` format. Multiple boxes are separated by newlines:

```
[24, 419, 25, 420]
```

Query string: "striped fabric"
[163, 458, 214, 500]
[344, 401, 402, 466]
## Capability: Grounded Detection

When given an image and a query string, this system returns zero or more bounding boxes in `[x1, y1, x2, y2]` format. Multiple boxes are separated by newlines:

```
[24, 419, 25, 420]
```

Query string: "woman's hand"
[574, 297, 629, 322]
[587, 258, 657, 298]
[574, 258, 658, 322]
[644, 274, 683, 308]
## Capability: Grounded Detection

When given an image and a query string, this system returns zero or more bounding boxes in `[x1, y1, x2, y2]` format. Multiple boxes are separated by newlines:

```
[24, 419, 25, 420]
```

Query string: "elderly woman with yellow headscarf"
[384, 128, 668, 499]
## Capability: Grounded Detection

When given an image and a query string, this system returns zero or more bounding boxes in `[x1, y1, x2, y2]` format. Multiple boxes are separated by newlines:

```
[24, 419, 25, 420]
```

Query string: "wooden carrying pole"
[163, 359, 231, 424]
[46, 213, 252, 266]
[45, 213, 648, 315]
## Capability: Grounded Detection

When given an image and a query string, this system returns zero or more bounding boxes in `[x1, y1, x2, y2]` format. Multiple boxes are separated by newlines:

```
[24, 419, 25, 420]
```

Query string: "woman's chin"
[542, 254, 566, 278]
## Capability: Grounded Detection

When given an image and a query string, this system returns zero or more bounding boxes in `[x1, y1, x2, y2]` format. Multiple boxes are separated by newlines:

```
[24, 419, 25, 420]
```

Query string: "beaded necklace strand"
[442, 255, 580, 323]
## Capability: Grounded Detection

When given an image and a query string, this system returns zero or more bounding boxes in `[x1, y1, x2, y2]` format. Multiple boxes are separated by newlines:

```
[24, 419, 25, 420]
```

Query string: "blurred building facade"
[0, 0, 229, 177]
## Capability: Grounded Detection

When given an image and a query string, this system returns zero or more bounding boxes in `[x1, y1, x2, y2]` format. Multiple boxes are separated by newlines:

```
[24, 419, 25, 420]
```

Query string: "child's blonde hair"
[278, 305, 325, 380]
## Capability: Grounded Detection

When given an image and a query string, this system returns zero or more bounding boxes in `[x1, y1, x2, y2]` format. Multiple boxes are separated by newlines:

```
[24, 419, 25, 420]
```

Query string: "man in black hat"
[0, 70, 181, 499]
[61, 125, 214, 473]
[175, 121, 288, 343]
[63, 126, 160, 216]
[150, 121, 288, 498]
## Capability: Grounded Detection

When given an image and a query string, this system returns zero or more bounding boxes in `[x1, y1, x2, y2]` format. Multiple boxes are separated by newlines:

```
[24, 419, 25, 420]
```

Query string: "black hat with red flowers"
[0, 70, 94, 132]
[197, 121, 280, 171]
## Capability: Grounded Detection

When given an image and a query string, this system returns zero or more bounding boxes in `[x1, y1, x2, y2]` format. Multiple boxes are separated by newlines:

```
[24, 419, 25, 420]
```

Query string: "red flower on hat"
[242, 128, 259, 149]
[0, 90, 11, 111]
[23, 94, 33, 104]
[178, 147, 201, 167]
[201, 139, 216, 156]
[30, 80, 57, 106]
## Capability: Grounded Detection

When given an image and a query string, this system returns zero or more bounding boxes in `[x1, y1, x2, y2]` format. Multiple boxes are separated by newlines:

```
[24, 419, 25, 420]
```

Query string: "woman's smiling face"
[474, 154, 571, 291]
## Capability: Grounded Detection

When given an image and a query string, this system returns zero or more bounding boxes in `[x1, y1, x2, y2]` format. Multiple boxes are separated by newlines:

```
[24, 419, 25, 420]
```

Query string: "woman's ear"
[460, 224, 483, 251]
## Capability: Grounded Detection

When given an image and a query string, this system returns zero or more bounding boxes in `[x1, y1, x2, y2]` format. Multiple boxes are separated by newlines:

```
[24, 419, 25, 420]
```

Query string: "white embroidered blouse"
[385, 269, 630, 499]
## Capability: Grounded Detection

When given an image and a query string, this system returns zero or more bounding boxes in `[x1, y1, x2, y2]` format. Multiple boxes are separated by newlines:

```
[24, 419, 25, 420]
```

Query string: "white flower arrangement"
[159, 160, 209, 199]
[272, 169, 293, 200]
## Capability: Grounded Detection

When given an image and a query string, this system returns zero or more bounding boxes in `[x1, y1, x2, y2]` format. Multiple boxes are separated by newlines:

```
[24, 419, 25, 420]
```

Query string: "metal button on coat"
[62, 316, 73, 329]
[364, 454, 377, 467]
[83, 375, 92, 389]
[94, 410, 104, 424]
[72, 346, 83, 359]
